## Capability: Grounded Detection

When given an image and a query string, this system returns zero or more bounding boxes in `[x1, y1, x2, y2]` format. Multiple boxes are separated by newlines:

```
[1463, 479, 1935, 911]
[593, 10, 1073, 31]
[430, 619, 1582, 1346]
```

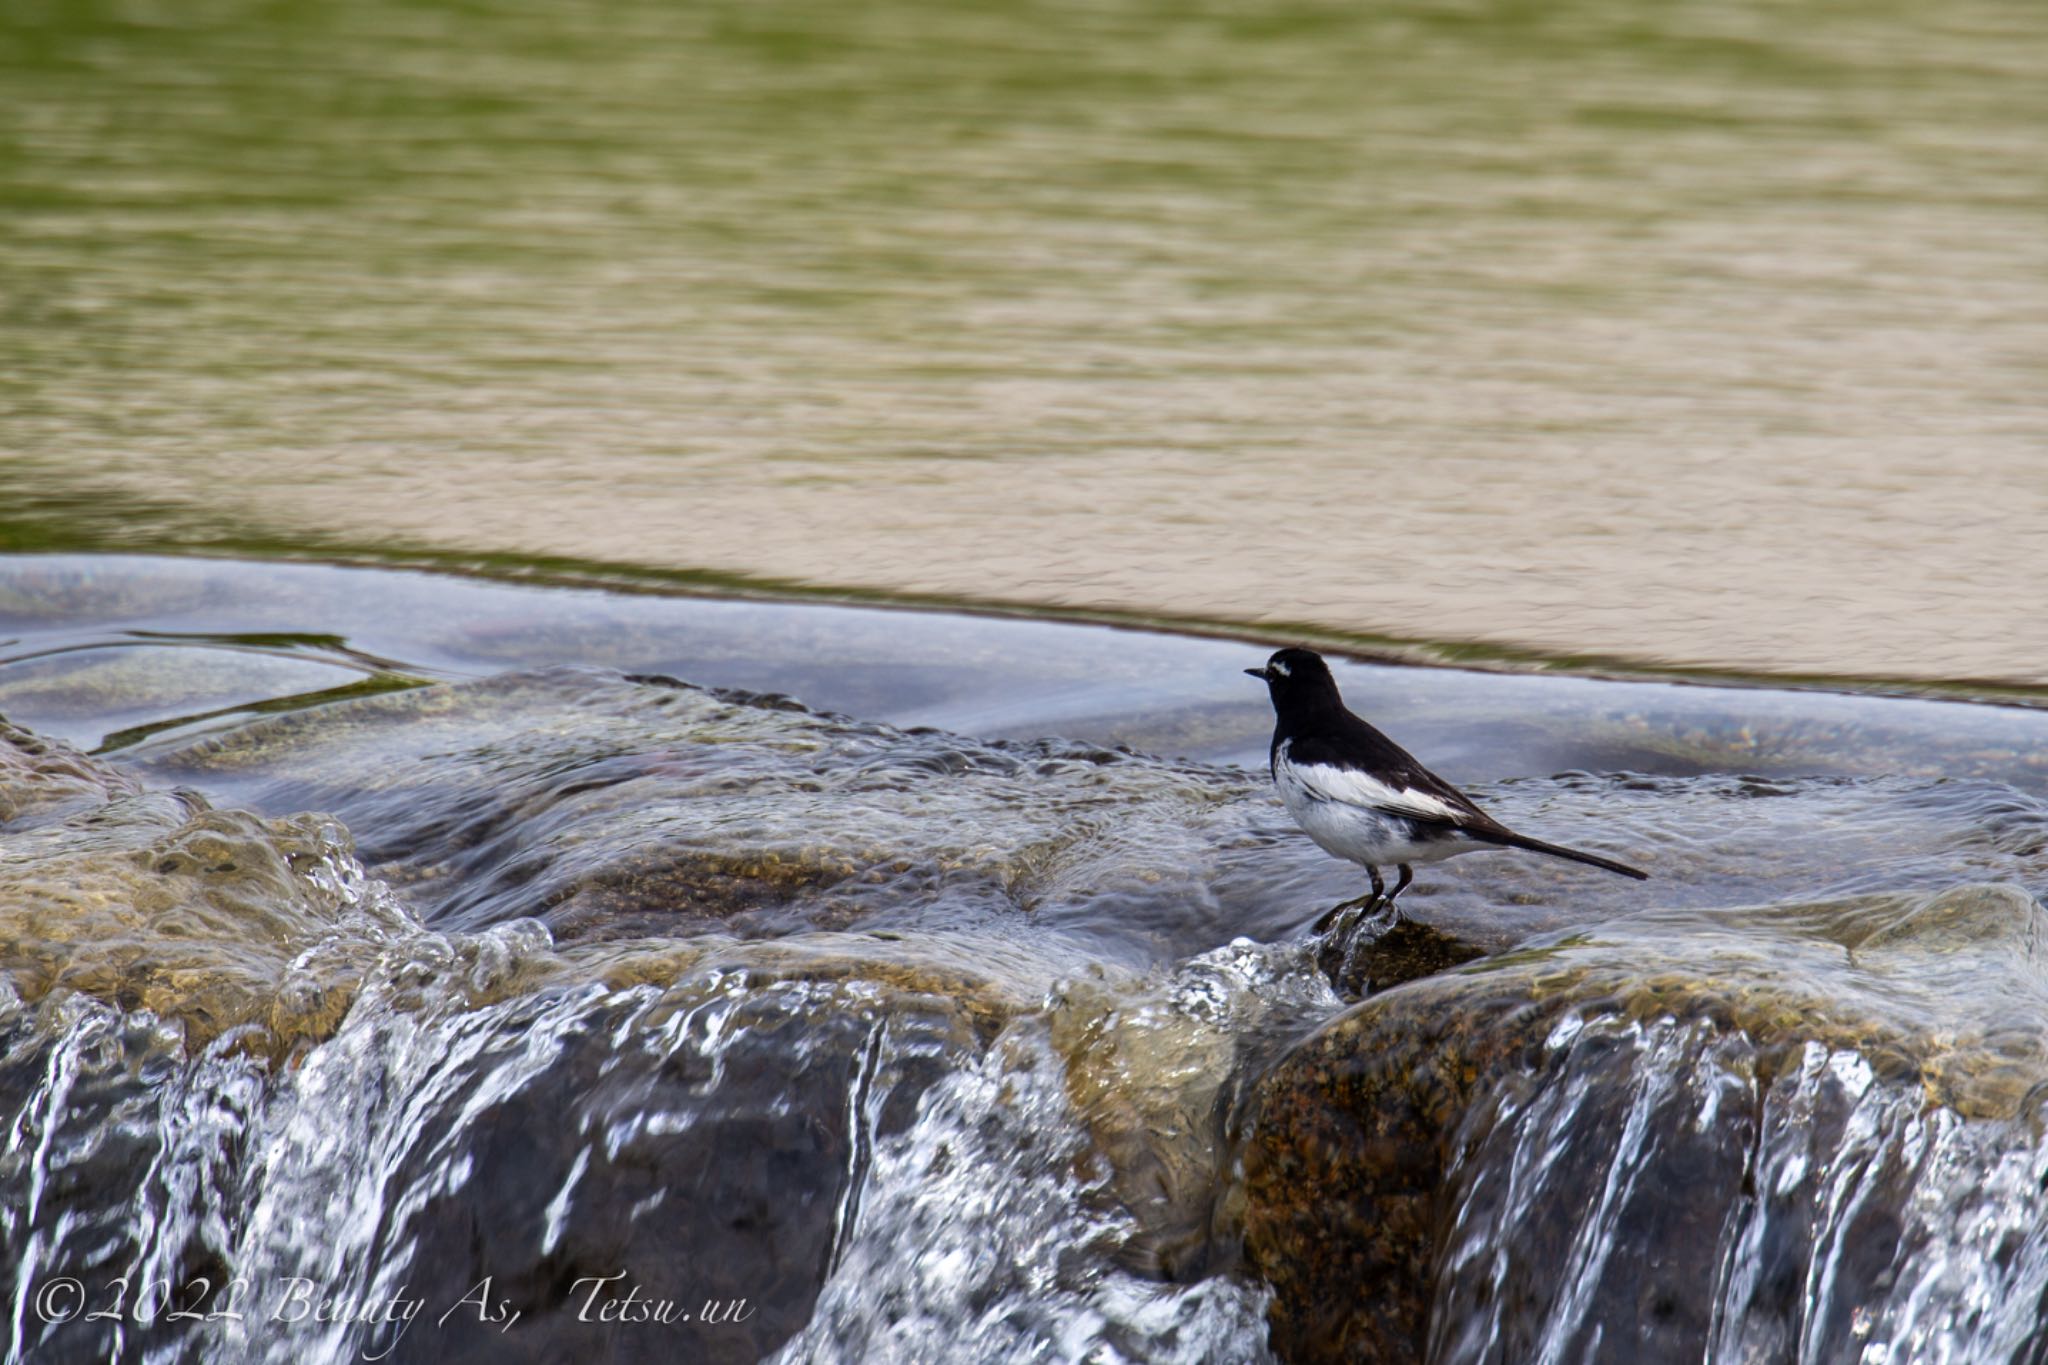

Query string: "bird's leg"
[1314, 864, 1387, 934]
[1382, 864, 1415, 919]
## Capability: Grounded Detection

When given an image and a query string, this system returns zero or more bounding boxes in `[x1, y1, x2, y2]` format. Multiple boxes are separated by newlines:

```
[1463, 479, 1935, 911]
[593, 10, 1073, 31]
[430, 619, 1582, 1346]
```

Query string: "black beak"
[1244, 667, 1268, 680]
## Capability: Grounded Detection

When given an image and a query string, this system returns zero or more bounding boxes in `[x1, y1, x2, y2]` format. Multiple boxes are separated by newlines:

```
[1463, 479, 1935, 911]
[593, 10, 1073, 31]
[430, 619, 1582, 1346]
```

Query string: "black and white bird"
[1246, 647, 1647, 924]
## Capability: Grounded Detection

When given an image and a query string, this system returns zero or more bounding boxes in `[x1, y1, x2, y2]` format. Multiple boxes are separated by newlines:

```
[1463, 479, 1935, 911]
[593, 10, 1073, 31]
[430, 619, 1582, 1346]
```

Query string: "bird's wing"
[1285, 720, 1501, 830]
[1286, 758, 1473, 824]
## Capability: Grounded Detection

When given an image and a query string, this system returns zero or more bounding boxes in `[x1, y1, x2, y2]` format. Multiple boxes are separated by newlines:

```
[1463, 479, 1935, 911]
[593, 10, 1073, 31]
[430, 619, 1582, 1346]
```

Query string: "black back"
[1249, 648, 1494, 828]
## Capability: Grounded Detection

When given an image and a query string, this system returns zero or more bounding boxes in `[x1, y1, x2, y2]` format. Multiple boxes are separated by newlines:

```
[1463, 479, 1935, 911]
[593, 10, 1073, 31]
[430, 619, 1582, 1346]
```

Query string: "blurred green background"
[4, 0, 2045, 682]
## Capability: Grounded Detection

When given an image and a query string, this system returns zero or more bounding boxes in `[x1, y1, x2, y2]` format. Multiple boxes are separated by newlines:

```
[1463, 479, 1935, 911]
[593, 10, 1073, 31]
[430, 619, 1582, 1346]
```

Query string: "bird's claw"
[1313, 891, 1392, 937]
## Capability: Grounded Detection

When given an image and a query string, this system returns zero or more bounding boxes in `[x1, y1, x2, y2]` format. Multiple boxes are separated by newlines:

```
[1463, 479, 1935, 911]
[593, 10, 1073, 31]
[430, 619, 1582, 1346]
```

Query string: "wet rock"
[115, 664, 2048, 970]
[0, 986, 270, 1365]
[2, 712, 1056, 1362]
[1048, 938, 1341, 1283]
[1315, 914, 1489, 998]
[1244, 885, 2048, 1364]
[222, 966, 1000, 1365]
[0, 952, 1019, 1365]
[0, 718, 142, 829]
[0, 771, 417, 1056]
[128, 668, 1306, 957]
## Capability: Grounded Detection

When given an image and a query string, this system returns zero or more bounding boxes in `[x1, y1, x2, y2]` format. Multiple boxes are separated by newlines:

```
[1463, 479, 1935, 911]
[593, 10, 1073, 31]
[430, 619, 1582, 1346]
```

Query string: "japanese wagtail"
[1246, 647, 1647, 924]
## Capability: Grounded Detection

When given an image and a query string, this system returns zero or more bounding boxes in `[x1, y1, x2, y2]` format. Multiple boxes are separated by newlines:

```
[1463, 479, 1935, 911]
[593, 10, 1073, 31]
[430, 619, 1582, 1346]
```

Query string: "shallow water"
[9, 554, 2048, 951]
[5, 555, 2048, 1361]
[8, 0, 2047, 1349]
[5, 0, 2048, 682]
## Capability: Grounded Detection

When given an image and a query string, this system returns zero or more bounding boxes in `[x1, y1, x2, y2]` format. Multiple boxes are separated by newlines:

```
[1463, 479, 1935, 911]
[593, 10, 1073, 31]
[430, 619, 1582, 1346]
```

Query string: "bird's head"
[1244, 647, 1343, 714]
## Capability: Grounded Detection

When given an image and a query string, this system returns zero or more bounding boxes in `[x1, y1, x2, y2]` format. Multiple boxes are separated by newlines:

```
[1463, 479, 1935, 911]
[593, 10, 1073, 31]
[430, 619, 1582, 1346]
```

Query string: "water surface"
[5, 555, 2048, 1362]
[5, 0, 2046, 683]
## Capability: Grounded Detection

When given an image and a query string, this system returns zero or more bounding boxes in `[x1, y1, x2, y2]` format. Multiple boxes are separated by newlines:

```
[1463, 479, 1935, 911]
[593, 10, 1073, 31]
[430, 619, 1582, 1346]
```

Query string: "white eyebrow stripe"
[1289, 760, 1462, 822]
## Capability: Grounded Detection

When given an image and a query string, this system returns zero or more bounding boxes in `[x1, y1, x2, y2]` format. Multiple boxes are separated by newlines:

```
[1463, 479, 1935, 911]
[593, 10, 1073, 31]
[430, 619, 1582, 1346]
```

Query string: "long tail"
[1473, 828, 1649, 880]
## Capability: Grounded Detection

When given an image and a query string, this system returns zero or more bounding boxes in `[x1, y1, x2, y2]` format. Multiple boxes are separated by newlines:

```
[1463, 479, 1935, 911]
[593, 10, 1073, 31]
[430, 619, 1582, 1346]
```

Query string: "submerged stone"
[0, 718, 142, 829]
[1243, 884, 2048, 1364]
[243, 970, 994, 1365]
[126, 667, 1325, 959]
[1049, 937, 1343, 1283]
[2, 710, 1060, 1362]
[0, 988, 268, 1365]
[0, 723, 418, 1056]
[1316, 914, 1489, 997]
[15, 647, 2048, 1362]
[1, 956, 1013, 1365]
[119, 663, 2048, 977]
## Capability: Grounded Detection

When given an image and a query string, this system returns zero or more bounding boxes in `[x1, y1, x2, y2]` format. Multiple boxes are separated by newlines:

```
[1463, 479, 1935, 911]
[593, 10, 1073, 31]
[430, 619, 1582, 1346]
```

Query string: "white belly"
[1276, 763, 1476, 868]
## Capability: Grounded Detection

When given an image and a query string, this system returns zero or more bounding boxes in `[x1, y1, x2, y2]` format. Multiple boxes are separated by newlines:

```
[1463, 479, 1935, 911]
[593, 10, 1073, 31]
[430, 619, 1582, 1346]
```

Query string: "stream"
[5, 554, 2047, 1363]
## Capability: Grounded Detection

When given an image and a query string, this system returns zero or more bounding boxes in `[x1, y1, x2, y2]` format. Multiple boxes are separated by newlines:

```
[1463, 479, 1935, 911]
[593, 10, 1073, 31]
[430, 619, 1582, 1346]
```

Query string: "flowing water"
[4, 555, 2048, 1362]
[5, 0, 2048, 1355]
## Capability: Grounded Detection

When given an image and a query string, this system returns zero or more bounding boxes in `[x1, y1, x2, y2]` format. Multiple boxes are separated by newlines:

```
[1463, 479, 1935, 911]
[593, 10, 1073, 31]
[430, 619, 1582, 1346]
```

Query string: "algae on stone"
[1244, 884, 2048, 1363]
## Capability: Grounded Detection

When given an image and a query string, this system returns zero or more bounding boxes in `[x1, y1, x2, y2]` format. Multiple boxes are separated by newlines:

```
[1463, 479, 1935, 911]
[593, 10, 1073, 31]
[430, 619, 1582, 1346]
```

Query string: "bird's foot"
[1313, 891, 1399, 938]
[1314, 897, 1400, 995]
[1312, 891, 1382, 936]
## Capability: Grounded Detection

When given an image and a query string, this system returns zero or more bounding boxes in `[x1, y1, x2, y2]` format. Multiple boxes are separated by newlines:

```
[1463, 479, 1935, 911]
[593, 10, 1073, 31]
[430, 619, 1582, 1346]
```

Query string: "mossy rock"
[1243, 885, 2048, 1363]
[0, 718, 142, 829]
[1316, 914, 1489, 997]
